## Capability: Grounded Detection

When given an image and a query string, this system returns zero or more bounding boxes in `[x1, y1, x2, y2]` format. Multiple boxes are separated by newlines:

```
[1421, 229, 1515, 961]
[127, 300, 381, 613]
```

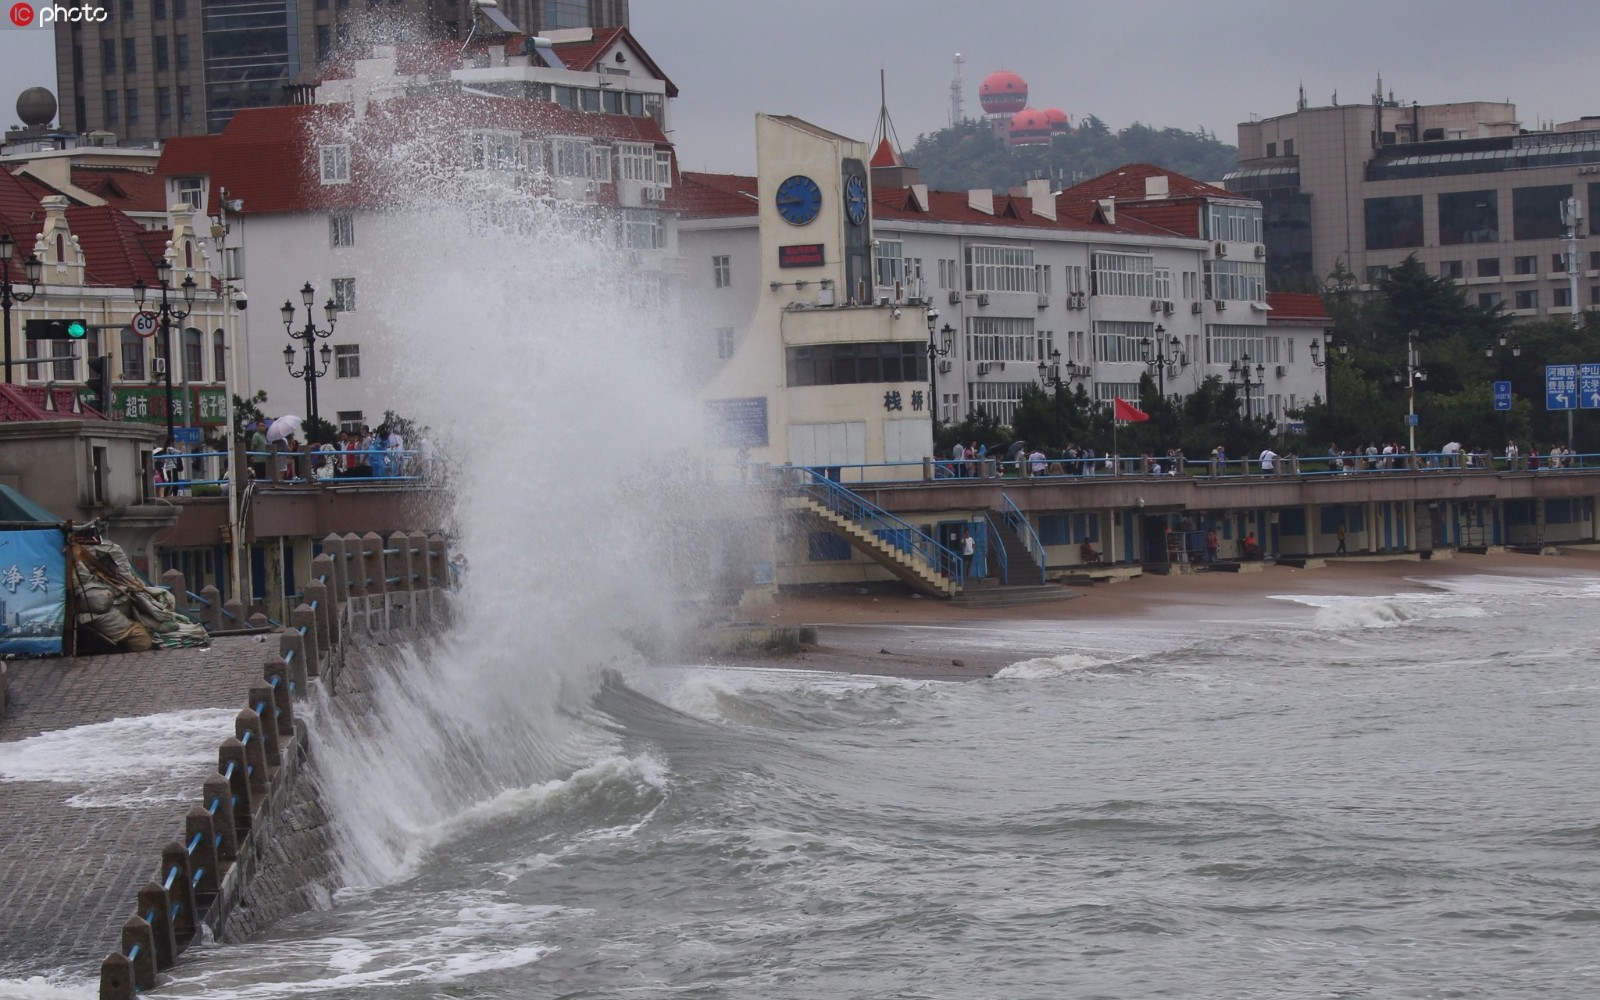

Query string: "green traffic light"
[68, 321, 87, 338]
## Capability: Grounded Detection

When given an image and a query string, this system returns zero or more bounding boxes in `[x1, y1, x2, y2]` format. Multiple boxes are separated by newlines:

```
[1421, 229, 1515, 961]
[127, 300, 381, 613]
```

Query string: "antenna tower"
[949, 53, 965, 127]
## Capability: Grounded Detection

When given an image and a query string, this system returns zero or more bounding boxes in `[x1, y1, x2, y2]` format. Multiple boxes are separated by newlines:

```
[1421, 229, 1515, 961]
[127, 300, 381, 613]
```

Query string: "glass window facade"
[1364, 195, 1423, 250]
[201, 0, 296, 133]
[785, 343, 928, 387]
[1437, 190, 1498, 245]
[1511, 184, 1572, 241]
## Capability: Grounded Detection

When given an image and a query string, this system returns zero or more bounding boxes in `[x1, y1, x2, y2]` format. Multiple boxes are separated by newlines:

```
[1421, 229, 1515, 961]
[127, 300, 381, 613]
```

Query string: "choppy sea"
[5, 572, 1599, 999]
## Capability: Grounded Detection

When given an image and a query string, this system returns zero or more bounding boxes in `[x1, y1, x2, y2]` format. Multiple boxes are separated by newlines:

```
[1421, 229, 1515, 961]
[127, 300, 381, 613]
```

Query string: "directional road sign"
[1546, 364, 1578, 411]
[1493, 380, 1512, 411]
[131, 311, 159, 338]
[1580, 363, 1600, 409]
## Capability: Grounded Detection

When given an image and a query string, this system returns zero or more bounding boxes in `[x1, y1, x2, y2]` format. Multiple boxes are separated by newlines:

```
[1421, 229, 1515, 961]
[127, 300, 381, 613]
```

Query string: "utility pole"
[1563, 196, 1584, 331]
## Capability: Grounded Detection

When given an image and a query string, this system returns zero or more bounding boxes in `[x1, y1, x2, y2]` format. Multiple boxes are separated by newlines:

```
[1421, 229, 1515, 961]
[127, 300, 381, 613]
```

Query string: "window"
[552, 138, 589, 177]
[655, 150, 673, 186]
[617, 142, 655, 182]
[579, 88, 601, 113]
[1266, 142, 1276, 158]
[786, 342, 928, 387]
[24, 340, 74, 382]
[585, 145, 611, 183]
[120, 328, 145, 379]
[1206, 204, 1262, 243]
[1513, 255, 1537, 275]
[620, 209, 661, 250]
[1437, 190, 1498, 244]
[1094, 382, 1142, 405]
[1363, 195, 1423, 250]
[715, 326, 735, 359]
[332, 278, 356, 311]
[1064, 265, 1085, 294]
[1181, 270, 1198, 299]
[1590, 251, 1600, 271]
[1205, 324, 1267, 365]
[124, 89, 139, 125]
[155, 36, 169, 71]
[334, 344, 360, 378]
[465, 130, 522, 171]
[938, 258, 958, 290]
[1476, 257, 1500, 278]
[174, 176, 203, 208]
[1283, 138, 1295, 155]
[966, 316, 1035, 362]
[1092, 320, 1155, 364]
[104, 90, 118, 124]
[316, 25, 331, 61]
[1206, 259, 1266, 301]
[212, 329, 225, 381]
[1592, 286, 1600, 306]
[157, 87, 172, 119]
[1514, 289, 1539, 311]
[183, 328, 203, 382]
[1553, 253, 1570, 273]
[319, 144, 351, 184]
[1154, 267, 1171, 301]
[712, 255, 730, 289]
[176, 35, 189, 69]
[222, 246, 243, 282]
[102, 38, 115, 72]
[874, 239, 904, 290]
[155, 0, 165, 16]
[123, 37, 136, 73]
[329, 213, 355, 248]
[1478, 291, 1503, 309]
[1090, 252, 1153, 298]
[1554, 287, 1572, 308]
[965, 381, 1034, 425]
[1512, 184, 1572, 241]
[1365, 265, 1390, 284]
[967, 244, 1037, 293]
[1440, 260, 1463, 280]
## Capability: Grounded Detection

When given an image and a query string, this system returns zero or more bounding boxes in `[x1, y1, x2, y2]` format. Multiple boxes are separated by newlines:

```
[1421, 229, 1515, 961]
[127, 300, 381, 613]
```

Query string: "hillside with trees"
[904, 117, 1238, 193]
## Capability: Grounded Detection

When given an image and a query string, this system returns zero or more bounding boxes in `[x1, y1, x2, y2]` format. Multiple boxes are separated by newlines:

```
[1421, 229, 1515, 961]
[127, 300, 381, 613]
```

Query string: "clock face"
[844, 174, 868, 225]
[775, 174, 822, 226]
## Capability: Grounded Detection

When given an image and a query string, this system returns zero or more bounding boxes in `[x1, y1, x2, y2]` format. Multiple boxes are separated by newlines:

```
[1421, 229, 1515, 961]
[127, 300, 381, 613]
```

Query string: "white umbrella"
[266, 415, 303, 443]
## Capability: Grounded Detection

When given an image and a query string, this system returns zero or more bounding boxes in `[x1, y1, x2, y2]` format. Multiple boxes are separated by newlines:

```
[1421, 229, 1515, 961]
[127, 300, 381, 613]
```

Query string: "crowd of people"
[242, 420, 435, 483]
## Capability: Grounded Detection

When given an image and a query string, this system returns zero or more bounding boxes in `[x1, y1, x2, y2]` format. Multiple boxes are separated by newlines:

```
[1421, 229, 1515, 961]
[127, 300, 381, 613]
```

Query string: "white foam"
[994, 652, 1120, 679]
[0, 977, 96, 1000]
[1270, 591, 1487, 631]
[0, 708, 238, 808]
[655, 666, 940, 724]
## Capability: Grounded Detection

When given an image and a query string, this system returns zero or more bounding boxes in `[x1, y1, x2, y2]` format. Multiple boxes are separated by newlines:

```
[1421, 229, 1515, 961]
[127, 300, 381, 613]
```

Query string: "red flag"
[1113, 396, 1150, 423]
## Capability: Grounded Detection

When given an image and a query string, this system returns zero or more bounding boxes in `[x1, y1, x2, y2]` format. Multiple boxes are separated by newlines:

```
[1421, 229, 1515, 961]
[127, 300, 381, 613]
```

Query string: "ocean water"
[11, 570, 1597, 1000]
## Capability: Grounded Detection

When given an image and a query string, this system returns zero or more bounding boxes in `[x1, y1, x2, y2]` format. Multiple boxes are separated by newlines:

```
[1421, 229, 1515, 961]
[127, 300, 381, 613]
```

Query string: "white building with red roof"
[153, 26, 681, 434]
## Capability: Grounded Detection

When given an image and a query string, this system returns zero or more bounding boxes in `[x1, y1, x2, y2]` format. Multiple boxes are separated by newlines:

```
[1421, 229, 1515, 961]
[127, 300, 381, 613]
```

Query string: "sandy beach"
[719, 548, 1600, 679]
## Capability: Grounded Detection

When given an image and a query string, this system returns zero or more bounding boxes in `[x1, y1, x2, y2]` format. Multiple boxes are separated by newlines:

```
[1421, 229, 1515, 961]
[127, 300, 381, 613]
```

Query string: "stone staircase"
[787, 495, 961, 598]
[989, 516, 1045, 585]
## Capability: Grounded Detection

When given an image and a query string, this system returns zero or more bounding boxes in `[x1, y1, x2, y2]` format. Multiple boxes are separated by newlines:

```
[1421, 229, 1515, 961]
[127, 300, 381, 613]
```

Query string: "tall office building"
[53, 0, 628, 142]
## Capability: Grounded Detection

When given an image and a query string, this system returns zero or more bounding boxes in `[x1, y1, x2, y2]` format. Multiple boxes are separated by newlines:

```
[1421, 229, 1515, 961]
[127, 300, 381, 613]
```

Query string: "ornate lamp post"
[133, 260, 197, 441]
[1483, 332, 1521, 360]
[1229, 353, 1266, 421]
[1, 231, 44, 385]
[1139, 323, 1187, 399]
[282, 282, 338, 428]
[925, 308, 952, 426]
[1308, 336, 1344, 368]
[1392, 329, 1427, 453]
[1038, 347, 1090, 444]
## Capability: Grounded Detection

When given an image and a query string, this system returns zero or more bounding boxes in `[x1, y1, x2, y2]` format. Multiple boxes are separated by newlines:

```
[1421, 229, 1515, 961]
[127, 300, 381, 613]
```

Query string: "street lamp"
[282, 281, 339, 428]
[133, 259, 198, 441]
[1, 231, 44, 385]
[1038, 347, 1091, 444]
[1308, 336, 1345, 368]
[1484, 332, 1521, 359]
[925, 308, 952, 426]
[1392, 329, 1427, 453]
[1139, 323, 1187, 399]
[1229, 353, 1266, 420]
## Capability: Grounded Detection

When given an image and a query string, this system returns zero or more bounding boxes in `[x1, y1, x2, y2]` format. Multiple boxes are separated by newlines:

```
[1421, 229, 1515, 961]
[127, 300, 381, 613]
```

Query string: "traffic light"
[24, 318, 90, 340]
[85, 354, 112, 414]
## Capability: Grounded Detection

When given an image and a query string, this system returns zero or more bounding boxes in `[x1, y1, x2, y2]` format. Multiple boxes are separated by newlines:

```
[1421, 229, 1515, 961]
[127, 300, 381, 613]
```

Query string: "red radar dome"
[979, 70, 1028, 115]
[1008, 108, 1052, 146]
[1043, 107, 1070, 130]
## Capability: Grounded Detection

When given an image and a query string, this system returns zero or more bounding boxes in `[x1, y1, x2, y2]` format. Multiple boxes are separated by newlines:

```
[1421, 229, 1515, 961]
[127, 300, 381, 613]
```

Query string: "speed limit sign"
[131, 311, 159, 338]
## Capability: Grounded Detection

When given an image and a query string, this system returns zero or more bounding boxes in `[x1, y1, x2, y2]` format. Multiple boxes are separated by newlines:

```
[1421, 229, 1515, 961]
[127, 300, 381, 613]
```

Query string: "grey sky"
[5, 0, 1595, 176]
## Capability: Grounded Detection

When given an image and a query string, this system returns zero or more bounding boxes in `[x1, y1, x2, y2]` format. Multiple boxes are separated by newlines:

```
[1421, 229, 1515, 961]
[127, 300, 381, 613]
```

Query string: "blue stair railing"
[979, 512, 1010, 586]
[795, 468, 964, 589]
[1000, 493, 1048, 584]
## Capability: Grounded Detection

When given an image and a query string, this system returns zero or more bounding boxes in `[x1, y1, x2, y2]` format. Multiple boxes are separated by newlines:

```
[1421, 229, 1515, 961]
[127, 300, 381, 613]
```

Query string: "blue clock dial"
[775, 174, 822, 226]
[844, 174, 868, 225]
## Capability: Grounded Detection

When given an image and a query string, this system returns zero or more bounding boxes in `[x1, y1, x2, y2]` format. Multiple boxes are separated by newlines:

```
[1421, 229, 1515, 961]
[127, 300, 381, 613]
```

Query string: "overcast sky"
[5, 0, 1596, 174]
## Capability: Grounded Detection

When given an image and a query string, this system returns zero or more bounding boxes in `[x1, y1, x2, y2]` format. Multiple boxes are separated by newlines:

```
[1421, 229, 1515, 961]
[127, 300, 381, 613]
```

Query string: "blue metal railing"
[978, 512, 1009, 586]
[999, 493, 1048, 584]
[795, 468, 964, 589]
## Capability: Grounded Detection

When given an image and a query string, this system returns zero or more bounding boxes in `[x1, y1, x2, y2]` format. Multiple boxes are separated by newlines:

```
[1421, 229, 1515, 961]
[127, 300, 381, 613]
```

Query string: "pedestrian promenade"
[0, 637, 269, 979]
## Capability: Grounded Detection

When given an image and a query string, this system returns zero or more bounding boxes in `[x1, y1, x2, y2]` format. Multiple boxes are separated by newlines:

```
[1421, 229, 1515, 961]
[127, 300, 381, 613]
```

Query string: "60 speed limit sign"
[131, 311, 159, 338]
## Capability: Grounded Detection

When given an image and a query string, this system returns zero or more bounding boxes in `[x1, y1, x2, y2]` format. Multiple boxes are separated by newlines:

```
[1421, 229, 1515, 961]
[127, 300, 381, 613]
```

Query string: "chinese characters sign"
[705, 397, 769, 448]
[0, 529, 67, 657]
[111, 387, 229, 427]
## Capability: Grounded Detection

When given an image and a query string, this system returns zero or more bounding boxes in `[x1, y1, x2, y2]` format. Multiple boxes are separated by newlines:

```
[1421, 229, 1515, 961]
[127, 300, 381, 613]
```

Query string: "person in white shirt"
[1258, 448, 1277, 474]
[1029, 449, 1047, 475]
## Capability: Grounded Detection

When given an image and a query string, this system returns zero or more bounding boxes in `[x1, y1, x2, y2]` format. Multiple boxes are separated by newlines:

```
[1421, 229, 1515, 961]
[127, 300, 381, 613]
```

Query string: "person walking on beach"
[961, 531, 977, 577]
[1336, 519, 1348, 556]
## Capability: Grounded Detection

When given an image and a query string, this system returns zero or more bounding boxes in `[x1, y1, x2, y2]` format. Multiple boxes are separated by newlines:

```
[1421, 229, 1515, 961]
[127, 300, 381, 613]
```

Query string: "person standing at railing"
[248, 420, 269, 481]
[961, 531, 976, 577]
[951, 441, 966, 479]
[1258, 447, 1277, 477]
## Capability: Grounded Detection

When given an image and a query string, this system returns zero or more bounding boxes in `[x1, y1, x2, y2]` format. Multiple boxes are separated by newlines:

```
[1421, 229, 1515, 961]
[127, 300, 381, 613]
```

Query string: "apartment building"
[52, 0, 627, 141]
[1227, 90, 1599, 320]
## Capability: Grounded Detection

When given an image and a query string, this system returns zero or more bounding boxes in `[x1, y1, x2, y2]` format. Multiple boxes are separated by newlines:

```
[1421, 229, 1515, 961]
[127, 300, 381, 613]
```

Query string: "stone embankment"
[0, 530, 450, 995]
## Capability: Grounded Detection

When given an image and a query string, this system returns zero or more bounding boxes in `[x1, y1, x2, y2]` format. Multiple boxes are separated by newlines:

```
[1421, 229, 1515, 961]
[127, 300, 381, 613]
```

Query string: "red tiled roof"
[547, 27, 679, 98]
[1062, 162, 1239, 202]
[674, 171, 758, 219]
[71, 168, 168, 213]
[0, 384, 110, 422]
[1266, 291, 1331, 322]
[869, 137, 901, 168]
[157, 97, 673, 216]
[66, 205, 165, 287]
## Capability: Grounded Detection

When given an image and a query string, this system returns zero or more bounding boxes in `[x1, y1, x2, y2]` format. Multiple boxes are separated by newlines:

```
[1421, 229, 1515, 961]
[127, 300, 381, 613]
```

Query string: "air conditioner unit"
[1191, 301, 1204, 314]
[1275, 365, 1287, 377]
[938, 360, 953, 373]
[976, 293, 990, 307]
[1253, 245, 1266, 259]
[640, 185, 665, 203]
[1073, 291, 1087, 307]
[152, 358, 166, 375]
[1038, 294, 1049, 309]
[948, 290, 961, 306]
[1214, 299, 1226, 311]
[1150, 299, 1162, 313]
[977, 362, 991, 375]
[1163, 301, 1175, 316]
[1215, 242, 1228, 257]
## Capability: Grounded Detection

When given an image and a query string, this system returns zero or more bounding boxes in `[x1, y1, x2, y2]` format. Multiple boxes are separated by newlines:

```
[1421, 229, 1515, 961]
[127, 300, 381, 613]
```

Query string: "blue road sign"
[1546, 364, 1578, 410]
[1493, 380, 1512, 411]
[1580, 363, 1600, 409]
[1406, 413, 1419, 427]
[173, 426, 203, 444]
